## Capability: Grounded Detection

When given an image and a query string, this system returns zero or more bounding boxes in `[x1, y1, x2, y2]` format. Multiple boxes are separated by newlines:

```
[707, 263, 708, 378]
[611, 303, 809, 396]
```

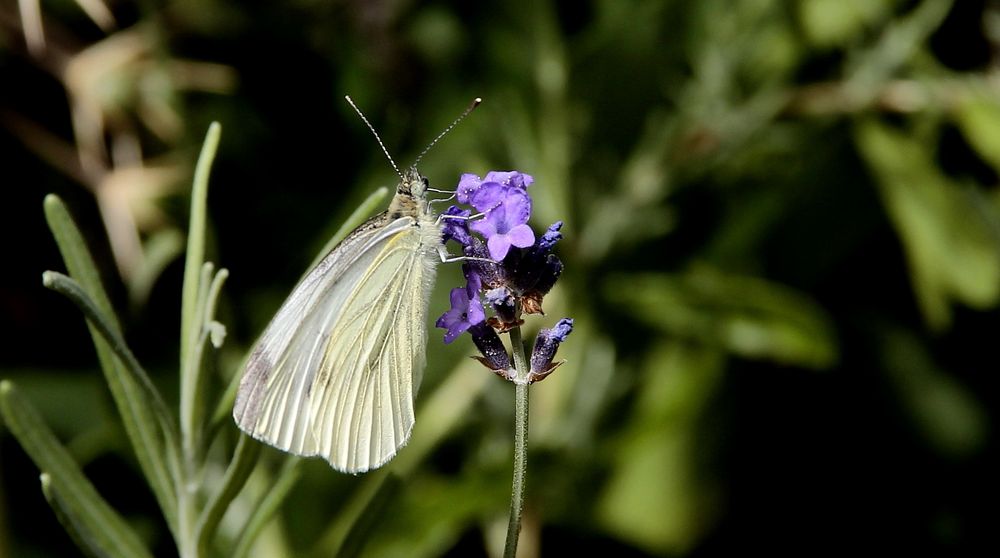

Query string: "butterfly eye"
[422, 177, 430, 188]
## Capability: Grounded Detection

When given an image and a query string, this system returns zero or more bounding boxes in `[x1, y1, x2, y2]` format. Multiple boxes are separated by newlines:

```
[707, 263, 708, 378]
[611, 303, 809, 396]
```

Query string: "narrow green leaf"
[42, 271, 177, 441]
[186, 266, 231, 457]
[43, 195, 179, 531]
[195, 435, 261, 554]
[40, 473, 100, 558]
[231, 459, 303, 558]
[181, 122, 222, 460]
[336, 474, 403, 558]
[43, 195, 119, 331]
[0, 381, 152, 558]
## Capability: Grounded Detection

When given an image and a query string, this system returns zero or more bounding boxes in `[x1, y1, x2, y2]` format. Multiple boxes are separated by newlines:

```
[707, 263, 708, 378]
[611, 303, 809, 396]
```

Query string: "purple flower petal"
[436, 285, 485, 344]
[484, 171, 534, 190]
[441, 205, 472, 246]
[538, 221, 563, 250]
[471, 190, 530, 232]
[469, 216, 497, 239]
[469, 182, 507, 212]
[456, 173, 483, 204]
[505, 224, 535, 249]
[463, 263, 482, 298]
[486, 234, 513, 261]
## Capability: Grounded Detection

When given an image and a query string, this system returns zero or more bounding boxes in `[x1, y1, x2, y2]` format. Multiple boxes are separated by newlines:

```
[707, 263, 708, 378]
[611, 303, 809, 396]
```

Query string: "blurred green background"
[1, 0, 998, 555]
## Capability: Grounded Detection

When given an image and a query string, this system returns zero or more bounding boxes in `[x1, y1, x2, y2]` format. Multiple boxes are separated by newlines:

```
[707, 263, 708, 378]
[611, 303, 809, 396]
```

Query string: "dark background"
[1, 0, 997, 556]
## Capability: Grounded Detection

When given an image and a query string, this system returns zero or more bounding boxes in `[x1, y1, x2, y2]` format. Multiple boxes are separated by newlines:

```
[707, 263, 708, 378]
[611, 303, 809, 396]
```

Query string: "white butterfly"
[234, 98, 479, 473]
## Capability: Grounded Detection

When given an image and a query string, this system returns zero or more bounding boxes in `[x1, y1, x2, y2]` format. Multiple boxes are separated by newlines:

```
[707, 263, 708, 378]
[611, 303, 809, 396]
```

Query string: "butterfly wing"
[234, 213, 437, 472]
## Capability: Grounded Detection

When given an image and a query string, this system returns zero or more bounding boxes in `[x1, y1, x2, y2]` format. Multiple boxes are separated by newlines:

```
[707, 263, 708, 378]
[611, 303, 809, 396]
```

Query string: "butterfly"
[233, 97, 480, 472]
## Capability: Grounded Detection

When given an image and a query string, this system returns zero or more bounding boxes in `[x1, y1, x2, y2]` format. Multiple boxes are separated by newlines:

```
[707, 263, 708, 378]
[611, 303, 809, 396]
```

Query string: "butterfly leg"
[436, 244, 495, 265]
[435, 212, 486, 226]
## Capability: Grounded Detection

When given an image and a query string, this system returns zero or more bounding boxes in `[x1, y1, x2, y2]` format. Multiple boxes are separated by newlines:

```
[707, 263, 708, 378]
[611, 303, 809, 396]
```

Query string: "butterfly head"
[387, 166, 433, 219]
[397, 166, 429, 200]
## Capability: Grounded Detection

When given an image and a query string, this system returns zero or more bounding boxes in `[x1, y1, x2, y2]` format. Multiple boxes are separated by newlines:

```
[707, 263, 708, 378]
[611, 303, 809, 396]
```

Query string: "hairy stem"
[503, 326, 529, 558]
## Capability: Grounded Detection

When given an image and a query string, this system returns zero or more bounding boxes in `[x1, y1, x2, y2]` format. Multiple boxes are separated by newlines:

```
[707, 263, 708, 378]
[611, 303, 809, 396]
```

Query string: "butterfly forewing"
[309, 231, 432, 470]
[234, 207, 438, 472]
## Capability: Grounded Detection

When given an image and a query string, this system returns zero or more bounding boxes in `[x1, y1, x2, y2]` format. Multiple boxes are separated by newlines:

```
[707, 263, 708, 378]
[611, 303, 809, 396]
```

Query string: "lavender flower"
[470, 186, 535, 260]
[440, 205, 472, 246]
[436, 169, 571, 385]
[435, 271, 485, 344]
[456, 170, 533, 205]
[528, 318, 573, 383]
[469, 322, 513, 379]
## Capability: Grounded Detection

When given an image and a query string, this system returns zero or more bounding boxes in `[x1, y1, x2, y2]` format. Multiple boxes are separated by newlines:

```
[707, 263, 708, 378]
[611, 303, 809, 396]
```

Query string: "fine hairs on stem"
[503, 325, 530, 557]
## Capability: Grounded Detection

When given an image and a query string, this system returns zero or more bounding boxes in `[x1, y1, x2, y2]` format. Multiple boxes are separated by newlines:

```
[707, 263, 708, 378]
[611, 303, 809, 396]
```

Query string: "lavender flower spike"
[528, 318, 573, 383]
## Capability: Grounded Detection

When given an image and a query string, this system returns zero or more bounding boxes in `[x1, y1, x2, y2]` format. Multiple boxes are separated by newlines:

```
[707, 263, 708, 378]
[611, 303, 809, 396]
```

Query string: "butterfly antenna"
[345, 95, 403, 180]
[413, 97, 482, 166]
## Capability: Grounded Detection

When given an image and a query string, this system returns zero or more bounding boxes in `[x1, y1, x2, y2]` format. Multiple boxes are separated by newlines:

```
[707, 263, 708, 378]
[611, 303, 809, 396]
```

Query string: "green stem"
[503, 326, 530, 558]
[178, 123, 221, 558]
[195, 435, 261, 555]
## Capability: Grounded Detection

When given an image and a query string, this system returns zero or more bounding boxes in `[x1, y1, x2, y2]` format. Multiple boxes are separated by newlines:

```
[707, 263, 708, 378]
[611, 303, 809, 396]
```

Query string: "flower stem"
[504, 325, 529, 558]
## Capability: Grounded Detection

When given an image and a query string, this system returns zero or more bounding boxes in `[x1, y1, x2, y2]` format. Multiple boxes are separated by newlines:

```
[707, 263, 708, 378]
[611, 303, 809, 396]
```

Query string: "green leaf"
[196, 435, 261, 554]
[606, 267, 838, 369]
[232, 459, 303, 558]
[799, 0, 893, 47]
[336, 474, 403, 558]
[954, 94, 1000, 171]
[857, 119, 1000, 330]
[181, 122, 222, 459]
[597, 342, 724, 554]
[0, 381, 153, 558]
[879, 326, 988, 457]
[43, 194, 179, 531]
[40, 473, 100, 558]
[41, 271, 177, 440]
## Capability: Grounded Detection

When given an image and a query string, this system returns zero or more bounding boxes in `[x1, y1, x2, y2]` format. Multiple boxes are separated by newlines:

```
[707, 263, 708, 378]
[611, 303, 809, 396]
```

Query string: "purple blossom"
[441, 205, 472, 247]
[435, 284, 485, 344]
[486, 171, 534, 190]
[470, 188, 535, 260]
[455, 171, 533, 205]
[506, 221, 564, 305]
[462, 263, 482, 301]
[469, 322, 512, 376]
[437, 169, 571, 382]
[538, 221, 563, 250]
[468, 182, 507, 213]
[456, 173, 482, 204]
[529, 318, 573, 381]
